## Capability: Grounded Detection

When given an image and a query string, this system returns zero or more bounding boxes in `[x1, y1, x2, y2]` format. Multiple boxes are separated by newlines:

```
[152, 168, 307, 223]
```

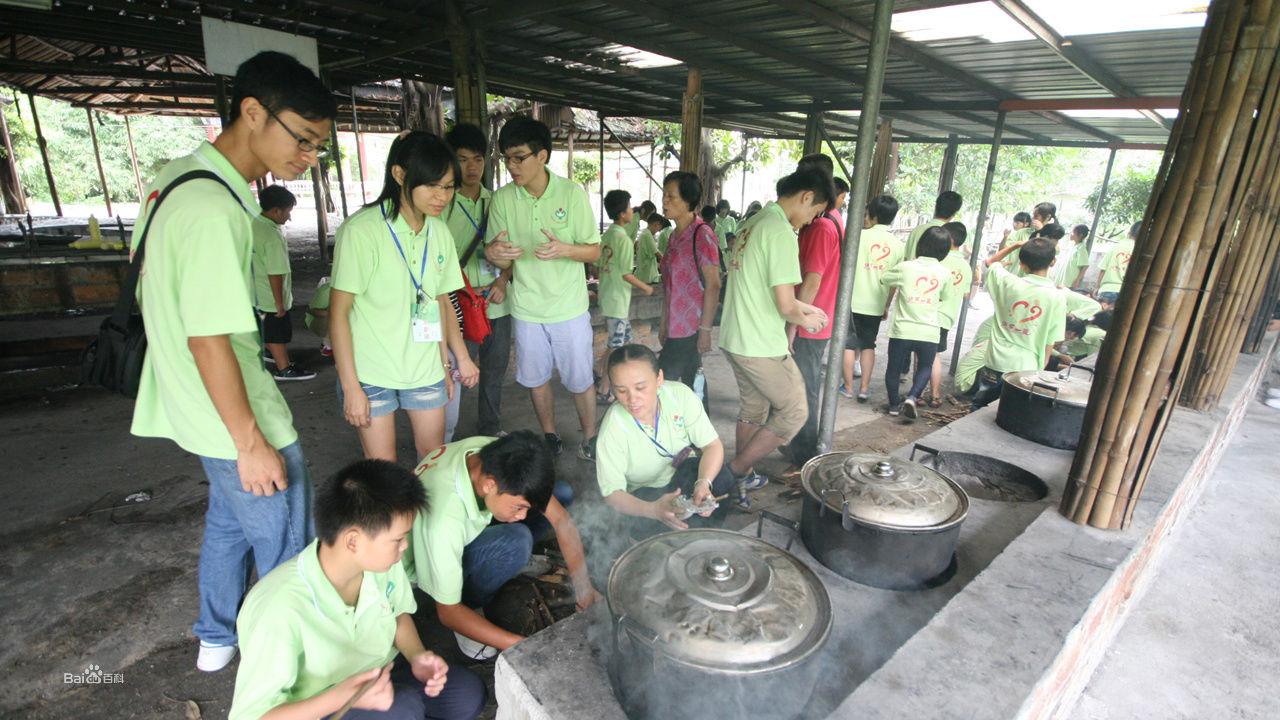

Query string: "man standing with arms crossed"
[129, 51, 336, 672]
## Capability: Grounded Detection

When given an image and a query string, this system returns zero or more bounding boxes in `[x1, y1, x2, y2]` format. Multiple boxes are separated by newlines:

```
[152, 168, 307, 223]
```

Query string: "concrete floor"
[1068, 384, 1280, 720]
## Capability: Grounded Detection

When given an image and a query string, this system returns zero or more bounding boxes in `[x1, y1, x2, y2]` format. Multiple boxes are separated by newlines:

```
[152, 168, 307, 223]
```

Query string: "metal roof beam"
[0, 59, 211, 82]
[999, 96, 1183, 112]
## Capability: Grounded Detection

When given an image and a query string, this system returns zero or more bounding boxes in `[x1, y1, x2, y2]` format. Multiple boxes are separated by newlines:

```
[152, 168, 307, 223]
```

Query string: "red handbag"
[454, 271, 492, 344]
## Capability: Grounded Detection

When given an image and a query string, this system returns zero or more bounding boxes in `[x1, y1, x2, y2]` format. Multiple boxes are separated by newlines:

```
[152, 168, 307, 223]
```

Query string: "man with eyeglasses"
[484, 117, 603, 461]
[128, 51, 336, 673]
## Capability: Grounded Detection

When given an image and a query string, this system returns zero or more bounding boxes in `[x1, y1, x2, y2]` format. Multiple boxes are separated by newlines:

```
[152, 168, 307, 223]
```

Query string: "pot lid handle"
[871, 460, 896, 478]
[1031, 380, 1063, 404]
[705, 556, 735, 582]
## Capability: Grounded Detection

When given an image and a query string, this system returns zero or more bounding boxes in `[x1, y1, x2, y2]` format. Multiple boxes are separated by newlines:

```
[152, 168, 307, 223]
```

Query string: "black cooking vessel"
[995, 366, 1094, 450]
[798, 454, 968, 591]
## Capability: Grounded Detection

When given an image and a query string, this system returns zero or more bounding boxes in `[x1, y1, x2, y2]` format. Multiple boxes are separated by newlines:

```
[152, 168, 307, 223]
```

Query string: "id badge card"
[410, 298, 442, 343]
[481, 258, 501, 279]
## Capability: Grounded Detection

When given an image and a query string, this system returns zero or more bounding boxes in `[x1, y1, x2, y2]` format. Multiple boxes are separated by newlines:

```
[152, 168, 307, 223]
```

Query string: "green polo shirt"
[598, 223, 636, 320]
[331, 201, 464, 390]
[305, 278, 331, 334]
[719, 202, 801, 357]
[596, 382, 718, 497]
[850, 224, 903, 316]
[229, 540, 416, 720]
[715, 215, 738, 251]
[881, 257, 955, 342]
[1065, 242, 1091, 287]
[1064, 291, 1101, 321]
[635, 228, 661, 283]
[486, 170, 598, 324]
[939, 250, 972, 329]
[444, 187, 508, 320]
[904, 218, 945, 261]
[1063, 325, 1106, 357]
[251, 215, 291, 313]
[624, 214, 640, 241]
[656, 227, 673, 254]
[403, 436, 496, 605]
[1003, 227, 1035, 277]
[1098, 239, 1135, 294]
[984, 264, 1067, 373]
[129, 142, 297, 460]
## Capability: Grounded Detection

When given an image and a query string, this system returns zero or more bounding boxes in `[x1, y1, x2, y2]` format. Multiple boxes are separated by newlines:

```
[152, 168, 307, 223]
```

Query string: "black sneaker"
[577, 436, 597, 461]
[544, 433, 563, 456]
[273, 365, 317, 382]
[262, 351, 277, 366]
[887, 403, 902, 417]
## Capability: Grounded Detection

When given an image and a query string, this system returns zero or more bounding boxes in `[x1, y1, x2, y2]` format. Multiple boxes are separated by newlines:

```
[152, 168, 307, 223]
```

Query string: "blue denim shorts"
[337, 379, 448, 417]
[605, 317, 633, 348]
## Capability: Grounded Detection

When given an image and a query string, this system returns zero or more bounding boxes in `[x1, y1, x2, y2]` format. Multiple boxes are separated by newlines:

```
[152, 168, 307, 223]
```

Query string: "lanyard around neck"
[382, 203, 429, 299]
[633, 401, 673, 459]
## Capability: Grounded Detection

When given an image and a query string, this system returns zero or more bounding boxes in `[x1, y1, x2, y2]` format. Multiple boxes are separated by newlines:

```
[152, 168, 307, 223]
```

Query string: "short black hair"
[639, 200, 656, 215]
[366, 131, 460, 217]
[315, 460, 426, 545]
[796, 153, 835, 176]
[942, 220, 968, 248]
[1034, 223, 1066, 241]
[499, 116, 552, 160]
[445, 122, 487, 156]
[716, 198, 731, 211]
[1073, 224, 1090, 240]
[1066, 316, 1087, 338]
[663, 171, 702, 213]
[776, 167, 836, 207]
[607, 343, 660, 375]
[259, 184, 296, 211]
[1129, 221, 1142, 239]
[833, 176, 850, 194]
[647, 213, 670, 228]
[1091, 309, 1113, 331]
[1020, 237, 1057, 271]
[605, 190, 632, 222]
[700, 205, 718, 223]
[866, 194, 900, 225]
[1013, 211, 1032, 225]
[477, 431, 555, 511]
[230, 51, 336, 125]
[1032, 202, 1057, 222]
[934, 191, 963, 219]
[917, 226, 952, 261]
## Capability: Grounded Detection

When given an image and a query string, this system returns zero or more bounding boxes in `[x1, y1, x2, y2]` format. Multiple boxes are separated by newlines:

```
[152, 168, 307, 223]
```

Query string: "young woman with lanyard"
[594, 344, 738, 539]
[330, 132, 479, 462]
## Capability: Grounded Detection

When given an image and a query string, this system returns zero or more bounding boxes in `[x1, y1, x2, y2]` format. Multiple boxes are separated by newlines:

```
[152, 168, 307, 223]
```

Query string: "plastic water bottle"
[692, 368, 706, 400]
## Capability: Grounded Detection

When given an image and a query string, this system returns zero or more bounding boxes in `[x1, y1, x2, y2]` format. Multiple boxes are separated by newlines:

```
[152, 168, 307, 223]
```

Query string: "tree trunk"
[401, 80, 446, 134]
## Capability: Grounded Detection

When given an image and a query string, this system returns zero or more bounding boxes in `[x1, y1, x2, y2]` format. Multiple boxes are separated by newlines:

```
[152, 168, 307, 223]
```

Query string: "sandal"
[928, 398, 943, 409]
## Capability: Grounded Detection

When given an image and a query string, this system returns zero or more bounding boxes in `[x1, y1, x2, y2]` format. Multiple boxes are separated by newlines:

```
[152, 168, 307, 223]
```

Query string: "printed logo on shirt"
[863, 242, 891, 271]
[951, 269, 965, 286]
[1011, 300, 1043, 323]
[601, 246, 614, 273]
[554, 207, 567, 223]
[415, 445, 449, 473]
[1115, 251, 1132, 274]
[908, 274, 940, 305]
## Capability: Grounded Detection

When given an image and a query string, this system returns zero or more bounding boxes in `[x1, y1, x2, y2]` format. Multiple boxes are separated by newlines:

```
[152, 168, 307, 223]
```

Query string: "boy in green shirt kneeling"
[880, 227, 957, 420]
[230, 460, 484, 720]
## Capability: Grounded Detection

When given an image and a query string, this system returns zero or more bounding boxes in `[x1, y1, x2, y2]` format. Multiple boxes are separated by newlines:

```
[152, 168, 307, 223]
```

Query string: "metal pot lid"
[801, 452, 963, 528]
[1003, 367, 1094, 406]
[607, 529, 831, 671]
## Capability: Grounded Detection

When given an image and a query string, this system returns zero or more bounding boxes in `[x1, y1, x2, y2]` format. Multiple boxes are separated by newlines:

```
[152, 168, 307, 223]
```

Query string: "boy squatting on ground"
[596, 189, 655, 400]
[229, 461, 485, 720]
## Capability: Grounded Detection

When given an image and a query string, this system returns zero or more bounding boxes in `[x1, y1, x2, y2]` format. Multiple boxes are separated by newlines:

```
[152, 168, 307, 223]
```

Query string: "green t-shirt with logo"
[596, 382, 718, 497]
[251, 215, 291, 313]
[635, 228, 661, 283]
[938, 250, 972, 330]
[1098, 239, 1135, 294]
[444, 187, 508, 320]
[904, 218, 945, 261]
[304, 278, 331, 334]
[719, 202, 801, 357]
[1003, 227, 1035, 277]
[715, 215, 738, 251]
[331, 202, 464, 390]
[130, 142, 297, 460]
[850, 224, 904, 316]
[881, 257, 956, 342]
[485, 170, 598, 323]
[598, 223, 635, 320]
[983, 263, 1067, 373]
[1064, 242, 1091, 287]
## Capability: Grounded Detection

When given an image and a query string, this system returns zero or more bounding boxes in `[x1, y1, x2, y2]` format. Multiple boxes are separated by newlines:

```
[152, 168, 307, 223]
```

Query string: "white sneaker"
[1265, 398, 1280, 410]
[854, 361, 863, 378]
[454, 631, 499, 661]
[1266, 387, 1280, 398]
[196, 641, 237, 672]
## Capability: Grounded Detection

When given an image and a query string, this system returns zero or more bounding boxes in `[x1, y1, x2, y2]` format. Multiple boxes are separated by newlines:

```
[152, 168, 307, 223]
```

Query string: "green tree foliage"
[571, 155, 600, 191]
[1086, 164, 1156, 238]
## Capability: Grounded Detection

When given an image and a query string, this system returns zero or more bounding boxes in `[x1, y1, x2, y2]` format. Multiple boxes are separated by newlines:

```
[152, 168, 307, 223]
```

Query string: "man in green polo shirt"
[404, 431, 598, 661]
[719, 168, 831, 498]
[128, 51, 335, 672]
[444, 123, 511, 439]
[903, 190, 962, 261]
[485, 118, 602, 461]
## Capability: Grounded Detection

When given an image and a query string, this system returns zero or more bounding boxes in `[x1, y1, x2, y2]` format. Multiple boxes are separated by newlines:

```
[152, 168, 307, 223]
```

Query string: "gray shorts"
[513, 311, 594, 393]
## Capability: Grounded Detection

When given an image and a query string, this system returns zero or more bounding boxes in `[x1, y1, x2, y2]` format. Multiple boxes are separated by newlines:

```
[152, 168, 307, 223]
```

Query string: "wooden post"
[647, 141, 655, 202]
[27, 93, 61, 217]
[446, 0, 488, 130]
[1087, 148, 1118, 251]
[311, 167, 329, 263]
[740, 137, 749, 208]
[0, 98, 27, 214]
[567, 127, 575, 186]
[937, 134, 958, 194]
[1060, 0, 1280, 529]
[598, 112, 606, 228]
[949, 113, 1007, 376]
[349, 89, 368, 203]
[868, 118, 894, 195]
[680, 67, 703, 173]
[86, 109, 112, 216]
[817, 0, 893, 454]
[803, 99, 823, 156]
[329, 118, 350, 218]
[124, 115, 144, 203]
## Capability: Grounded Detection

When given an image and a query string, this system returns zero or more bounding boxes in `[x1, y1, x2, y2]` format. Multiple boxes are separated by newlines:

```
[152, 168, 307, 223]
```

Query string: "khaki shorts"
[724, 351, 808, 441]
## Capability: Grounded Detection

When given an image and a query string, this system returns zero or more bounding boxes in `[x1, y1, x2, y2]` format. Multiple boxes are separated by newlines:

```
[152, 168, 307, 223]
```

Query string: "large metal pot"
[606, 529, 832, 720]
[995, 365, 1094, 449]
[799, 452, 969, 590]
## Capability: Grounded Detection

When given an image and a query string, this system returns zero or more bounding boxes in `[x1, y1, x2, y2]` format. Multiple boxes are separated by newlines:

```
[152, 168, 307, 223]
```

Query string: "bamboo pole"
[1245, 238, 1280, 351]
[27, 93, 61, 217]
[937, 134, 958, 195]
[680, 68, 703, 173]
[1061, 0, 1280, 528]
[124, 115, 144, 203]
[868, 118, 893, 195]
[86, 109, 112, 217]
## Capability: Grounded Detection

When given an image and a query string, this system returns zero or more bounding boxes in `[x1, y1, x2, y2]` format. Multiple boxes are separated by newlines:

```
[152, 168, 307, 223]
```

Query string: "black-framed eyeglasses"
[263, 105, 331, 158]
[503, 152, 534, 167]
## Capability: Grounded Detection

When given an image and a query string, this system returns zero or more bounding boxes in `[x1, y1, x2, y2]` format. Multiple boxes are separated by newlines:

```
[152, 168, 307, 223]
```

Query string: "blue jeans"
[193, 441, 313, 646]
[459, 480, 572, 609]
[330, 655, 485, 720]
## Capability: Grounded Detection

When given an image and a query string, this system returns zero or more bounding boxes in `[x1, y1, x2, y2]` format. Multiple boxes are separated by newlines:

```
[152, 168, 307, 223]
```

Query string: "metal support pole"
[124, 115, 144, 203]
[350, 89, 367, 203]
[937, 134, 959, 194]
[86, 108, 112, 216]
[598, 112, 606, 228]
[311, 167, 329, 263]
[27, 93, 61, 216]
[330, 118, 350, 218]
[601, 118, 662, 191]
[1087, 148, 1118, 251]
[948, 112, 1007, 376]
[817, 0, 894, 454]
